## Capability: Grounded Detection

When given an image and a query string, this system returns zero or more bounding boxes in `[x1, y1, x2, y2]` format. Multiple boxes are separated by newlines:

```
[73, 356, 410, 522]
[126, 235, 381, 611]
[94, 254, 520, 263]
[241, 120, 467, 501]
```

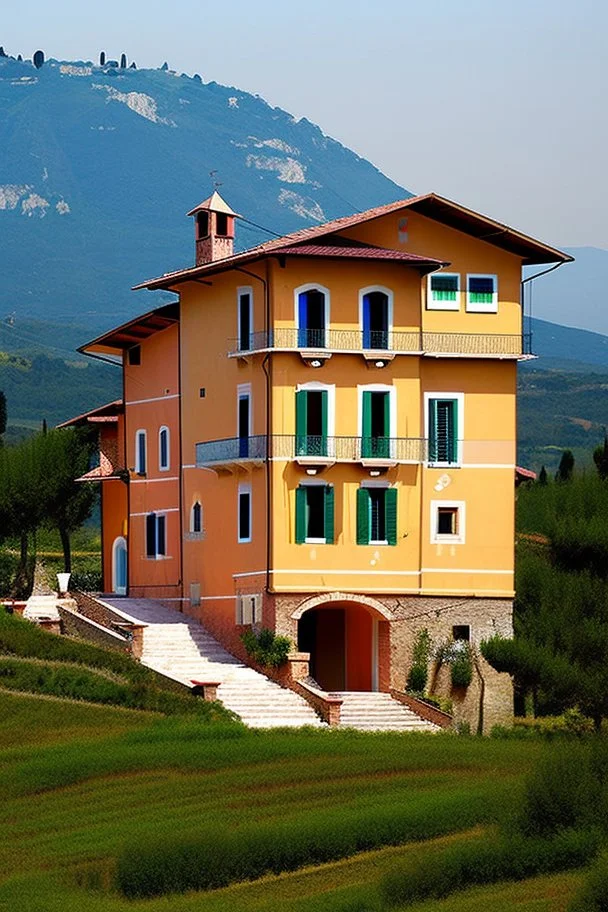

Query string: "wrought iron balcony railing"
[196, 435, 428, 467]
[228, 329, 532, 358]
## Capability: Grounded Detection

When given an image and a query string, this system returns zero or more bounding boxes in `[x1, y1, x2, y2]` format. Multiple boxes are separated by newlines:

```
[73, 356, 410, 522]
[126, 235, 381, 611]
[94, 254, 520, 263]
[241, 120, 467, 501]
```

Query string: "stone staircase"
[23, 594, 61, 622]
[332, 691, 440, 733]
[102, 598, 325, 728]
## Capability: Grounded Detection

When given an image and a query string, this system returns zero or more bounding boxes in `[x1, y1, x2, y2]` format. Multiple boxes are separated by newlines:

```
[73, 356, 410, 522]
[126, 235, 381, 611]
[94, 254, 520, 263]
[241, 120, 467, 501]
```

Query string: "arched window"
[159, 426, 170, 471]
[295, 284, 330, 349]
[191, 501, 202, 534]
[359, 286, 393, 350]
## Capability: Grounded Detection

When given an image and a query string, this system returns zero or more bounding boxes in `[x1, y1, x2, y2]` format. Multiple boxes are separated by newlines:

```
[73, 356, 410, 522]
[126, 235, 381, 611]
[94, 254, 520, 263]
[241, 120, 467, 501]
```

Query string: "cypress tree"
[593, 434, 608, 480]
[120, 53, 127, 68]
[33, 50, 44, 69]
[0, 391, 6, 436]
[555, 449, 574, 483]
[538, 465, 548, 485]
[99, 51, 106, 66]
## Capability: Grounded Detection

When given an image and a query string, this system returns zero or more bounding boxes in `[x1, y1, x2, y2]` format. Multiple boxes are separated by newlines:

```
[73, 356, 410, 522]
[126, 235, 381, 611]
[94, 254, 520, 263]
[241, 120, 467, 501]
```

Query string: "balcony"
[196, 434, 427, 470]
[228, 329, 533, 360]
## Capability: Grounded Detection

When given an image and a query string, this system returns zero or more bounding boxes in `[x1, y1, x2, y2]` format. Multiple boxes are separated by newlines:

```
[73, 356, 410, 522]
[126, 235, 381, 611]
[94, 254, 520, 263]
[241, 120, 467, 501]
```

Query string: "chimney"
[187, 191, 241, 265]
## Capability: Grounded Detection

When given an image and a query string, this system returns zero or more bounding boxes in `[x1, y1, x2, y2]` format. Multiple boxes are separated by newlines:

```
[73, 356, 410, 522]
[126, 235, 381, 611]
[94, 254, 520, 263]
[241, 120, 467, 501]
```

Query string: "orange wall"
[123, 323, 182, 596]
[101, 478, 127, 592]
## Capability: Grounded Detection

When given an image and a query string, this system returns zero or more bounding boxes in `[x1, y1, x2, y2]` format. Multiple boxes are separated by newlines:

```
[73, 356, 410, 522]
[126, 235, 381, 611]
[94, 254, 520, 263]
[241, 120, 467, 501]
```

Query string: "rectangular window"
[362, 291, 390, 350]
[298, 289, 326, 348]
[238, 291, 252, 351]
[428, 398, 459, 465]
[428, 273, 460, 311]
[295, 484, 334, 544]
[361, 390, 391, 459]
[146, 513, 167, 558]
[135, 430, 147, 475]
[357, 487, 397, 545]
[466, 274, 498, 313]
[159, 427, 169, 471]
[431, 501, 465, 544]
[453, 625, 470, 642]
[238, 392, 250, 458]
[128, 345, 141, 366]
[295, 388, 328, 457]
[238, 485, 252, 542]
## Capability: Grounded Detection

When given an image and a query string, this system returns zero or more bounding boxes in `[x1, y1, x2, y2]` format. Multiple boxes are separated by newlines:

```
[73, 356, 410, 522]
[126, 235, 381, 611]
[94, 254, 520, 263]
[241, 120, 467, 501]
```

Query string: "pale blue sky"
[4, 0, 607, 248]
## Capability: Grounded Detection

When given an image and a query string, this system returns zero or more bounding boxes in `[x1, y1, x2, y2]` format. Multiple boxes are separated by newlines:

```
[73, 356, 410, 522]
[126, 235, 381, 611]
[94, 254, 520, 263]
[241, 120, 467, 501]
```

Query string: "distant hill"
[0, 54, 407, 334]
[527, 317, 608, 372]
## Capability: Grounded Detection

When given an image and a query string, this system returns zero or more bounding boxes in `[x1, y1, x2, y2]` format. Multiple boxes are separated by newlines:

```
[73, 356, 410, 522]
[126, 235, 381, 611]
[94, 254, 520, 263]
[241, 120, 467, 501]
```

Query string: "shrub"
[569, 850, 608, 911]
[381, 828, 599, 908]
[406, 628, 431, 693]
[437, 639, 473, 689]
[70, 569, 103, 591]
[241, 628, 291, 668]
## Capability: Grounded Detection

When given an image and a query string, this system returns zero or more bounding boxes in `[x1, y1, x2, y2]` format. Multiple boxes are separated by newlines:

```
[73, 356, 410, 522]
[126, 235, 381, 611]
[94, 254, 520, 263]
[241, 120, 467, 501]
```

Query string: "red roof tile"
[271, 244, 446, 266]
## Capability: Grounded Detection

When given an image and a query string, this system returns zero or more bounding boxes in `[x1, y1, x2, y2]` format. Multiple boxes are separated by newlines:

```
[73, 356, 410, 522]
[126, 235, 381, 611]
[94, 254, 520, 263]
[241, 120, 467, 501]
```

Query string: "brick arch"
[291, 591, 394, 622]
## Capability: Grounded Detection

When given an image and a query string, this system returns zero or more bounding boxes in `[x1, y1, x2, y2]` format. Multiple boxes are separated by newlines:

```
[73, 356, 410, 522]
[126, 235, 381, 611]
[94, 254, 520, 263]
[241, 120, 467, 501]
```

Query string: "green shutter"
[295, 390, 307, 455]
[429, 399, 438, 462]
[324, 485, 334, 544]
[429, 398, 458, 463]
[386, 488, 398, 546]
[356, 488, 370, 545]
[295, 486, 307, 544]
[320, 389, 328, 456]
[448, 399, 458, 463]
[362, 391, 372, 458]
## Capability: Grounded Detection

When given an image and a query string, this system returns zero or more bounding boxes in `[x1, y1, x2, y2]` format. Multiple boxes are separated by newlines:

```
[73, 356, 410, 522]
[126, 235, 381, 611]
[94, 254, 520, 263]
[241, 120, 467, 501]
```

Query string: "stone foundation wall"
[269, 591, 513, 734]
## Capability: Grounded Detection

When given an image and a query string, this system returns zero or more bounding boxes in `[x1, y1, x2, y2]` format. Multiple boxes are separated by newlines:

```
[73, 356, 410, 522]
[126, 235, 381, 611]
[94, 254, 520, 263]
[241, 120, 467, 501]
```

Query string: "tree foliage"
[0, 390, 6, 436]
[593, 433, 608, 480]
[555, 449, 574, 482]
[483, 471, 608, 727]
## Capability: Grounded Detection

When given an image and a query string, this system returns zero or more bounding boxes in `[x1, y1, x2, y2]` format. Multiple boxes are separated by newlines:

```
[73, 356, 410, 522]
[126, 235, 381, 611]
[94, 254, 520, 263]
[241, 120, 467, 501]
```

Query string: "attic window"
[128, 345, 141, 366]
[428, 273, 460, 311]
[196, 211, 209, 239]
[216, 212, 228, 237]
[466, 274, 498, 313]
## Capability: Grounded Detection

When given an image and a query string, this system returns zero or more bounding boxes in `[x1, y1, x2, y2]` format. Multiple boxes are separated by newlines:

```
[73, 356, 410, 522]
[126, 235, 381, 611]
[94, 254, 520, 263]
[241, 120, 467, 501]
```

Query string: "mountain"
[0, 54, 407, 334]
[527, 317, 608, 372]
[524, 247, 608, 336]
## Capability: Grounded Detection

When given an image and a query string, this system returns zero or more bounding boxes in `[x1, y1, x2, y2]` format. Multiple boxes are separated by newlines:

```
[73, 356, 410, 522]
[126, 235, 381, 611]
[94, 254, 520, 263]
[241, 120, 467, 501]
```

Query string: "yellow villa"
[76, 190, 572, 731]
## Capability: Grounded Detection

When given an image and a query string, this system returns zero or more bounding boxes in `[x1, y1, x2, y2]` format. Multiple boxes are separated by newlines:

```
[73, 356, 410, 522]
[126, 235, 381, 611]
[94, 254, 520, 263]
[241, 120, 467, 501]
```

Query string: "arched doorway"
[112, 537, 127, 595]
[297, 601, 385, 692]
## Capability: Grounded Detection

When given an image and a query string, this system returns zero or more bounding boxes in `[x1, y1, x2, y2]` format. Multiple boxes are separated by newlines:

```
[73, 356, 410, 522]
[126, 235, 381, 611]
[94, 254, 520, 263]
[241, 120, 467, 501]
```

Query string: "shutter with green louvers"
[320, 389, 328, 456]
[295, 390, 307, 456]
[356, 488, 370, 545]
[429, 398, 457, 463]
[386, 488, 398, 545]
[295, 486, 307, 543]
[362, 391, 372, 458]
[324, 485, 334, 544]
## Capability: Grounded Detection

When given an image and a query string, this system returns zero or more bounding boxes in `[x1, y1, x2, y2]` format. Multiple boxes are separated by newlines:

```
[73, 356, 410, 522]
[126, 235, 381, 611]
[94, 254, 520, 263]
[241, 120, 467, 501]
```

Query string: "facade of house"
[72, 191, 571, 730]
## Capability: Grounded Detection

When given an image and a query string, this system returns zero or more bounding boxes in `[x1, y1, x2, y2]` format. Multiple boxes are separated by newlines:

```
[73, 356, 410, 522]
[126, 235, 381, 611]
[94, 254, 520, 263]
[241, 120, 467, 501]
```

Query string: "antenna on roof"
[209, 169, 222, 191]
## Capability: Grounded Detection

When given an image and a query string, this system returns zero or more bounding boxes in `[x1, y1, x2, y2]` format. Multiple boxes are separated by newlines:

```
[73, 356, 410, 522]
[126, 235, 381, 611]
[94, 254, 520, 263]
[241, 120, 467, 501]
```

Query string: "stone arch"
[291, 590, 394, 622]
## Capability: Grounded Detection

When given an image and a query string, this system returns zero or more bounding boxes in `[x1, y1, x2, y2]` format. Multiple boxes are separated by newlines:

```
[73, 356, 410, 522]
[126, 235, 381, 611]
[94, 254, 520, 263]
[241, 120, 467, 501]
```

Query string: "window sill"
[370, 540, 389, 546]
[304, 538, 327, 545]
[238, 538, 253, 544]
[426, 301, 460, 312]
[431, 536, 464, 545]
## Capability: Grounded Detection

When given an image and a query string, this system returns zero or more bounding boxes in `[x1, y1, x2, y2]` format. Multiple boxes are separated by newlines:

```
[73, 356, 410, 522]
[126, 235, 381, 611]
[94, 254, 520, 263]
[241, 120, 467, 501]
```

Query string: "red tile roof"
[133, 192, 573, 291]
[57, 400, 124, 429]
[271, 244, 446, 267]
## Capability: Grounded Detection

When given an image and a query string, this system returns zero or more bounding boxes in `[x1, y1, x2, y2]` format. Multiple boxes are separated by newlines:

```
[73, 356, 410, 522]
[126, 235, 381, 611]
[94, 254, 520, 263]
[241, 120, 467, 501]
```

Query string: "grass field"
[0, 686, 590, 912]
[0, 612, 597, 910]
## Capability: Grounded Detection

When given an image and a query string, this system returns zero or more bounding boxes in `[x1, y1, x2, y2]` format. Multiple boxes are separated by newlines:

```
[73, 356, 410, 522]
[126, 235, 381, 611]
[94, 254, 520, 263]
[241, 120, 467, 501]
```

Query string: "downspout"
[177, 306, 184, 609]
[122, 353, 130, 596]
[236, 264, 272, 595]
[520, 261, 565, 354]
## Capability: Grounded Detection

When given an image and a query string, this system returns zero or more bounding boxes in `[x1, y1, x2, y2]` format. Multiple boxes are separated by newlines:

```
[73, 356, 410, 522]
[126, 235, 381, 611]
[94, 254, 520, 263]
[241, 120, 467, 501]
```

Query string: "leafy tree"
[38, 428, 97, 573]
[538, 465, 547, 486]
[33, 50, 44, 69]
[555, 449, 574, 482]
[593, 433, 608, 480]
[0, 390, 6, 436]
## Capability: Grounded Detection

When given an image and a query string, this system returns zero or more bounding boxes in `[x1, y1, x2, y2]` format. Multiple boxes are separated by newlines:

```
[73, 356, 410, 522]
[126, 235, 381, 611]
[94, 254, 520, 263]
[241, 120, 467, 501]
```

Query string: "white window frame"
[299, 479, 331, 544]
[424, 391, 465, 468]
[111, 536, 127, 595]
[466, 273, 498, 313]
[135, 429, 147, 475]
[238, 482, 252, 543]
[357, 383, 398, 456]
[294, 283, 331, 347]
[430, 500, 466, 544]
[237, 285, 254, 350]
[237, 383, 252, 436]
[358, 285, 394, 349]
[158, 426, 170, 472]
[296, 380, 336, 456]
[190, 501, 203, 534]
[427, 271, 460, 311]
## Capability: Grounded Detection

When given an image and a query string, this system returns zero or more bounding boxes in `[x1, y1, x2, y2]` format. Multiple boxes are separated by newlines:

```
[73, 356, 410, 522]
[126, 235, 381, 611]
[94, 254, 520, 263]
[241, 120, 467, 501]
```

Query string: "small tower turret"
[187, 191, 241, 265]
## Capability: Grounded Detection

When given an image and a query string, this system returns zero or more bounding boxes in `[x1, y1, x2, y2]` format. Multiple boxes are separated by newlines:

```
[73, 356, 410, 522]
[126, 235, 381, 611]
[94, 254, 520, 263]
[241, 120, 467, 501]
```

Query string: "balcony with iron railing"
[228, 328, 533, 359]
[195, 435, 516, 471]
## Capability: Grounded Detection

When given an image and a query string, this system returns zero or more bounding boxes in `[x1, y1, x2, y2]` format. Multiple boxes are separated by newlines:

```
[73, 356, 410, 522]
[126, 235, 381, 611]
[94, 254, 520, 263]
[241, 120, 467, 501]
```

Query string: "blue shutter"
[156, 515, 166, 556]
[362, 294, 371, 349]
[298, 292, 308, 348]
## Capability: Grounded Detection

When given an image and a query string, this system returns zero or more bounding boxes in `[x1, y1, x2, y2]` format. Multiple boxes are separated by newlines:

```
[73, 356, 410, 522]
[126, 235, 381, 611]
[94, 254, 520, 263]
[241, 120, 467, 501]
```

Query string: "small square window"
[428, 273, 460, 311]
[466, 274, 498, 313]
[128, 345, 141, 366]
[431, 501, 465, 544]
[238, 486, 252, 543]
[453, 625, 470, 642]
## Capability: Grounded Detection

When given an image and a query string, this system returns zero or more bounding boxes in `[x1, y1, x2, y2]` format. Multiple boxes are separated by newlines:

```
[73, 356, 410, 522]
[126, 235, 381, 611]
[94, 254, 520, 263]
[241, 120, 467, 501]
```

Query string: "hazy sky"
[3, 0, 606, 250]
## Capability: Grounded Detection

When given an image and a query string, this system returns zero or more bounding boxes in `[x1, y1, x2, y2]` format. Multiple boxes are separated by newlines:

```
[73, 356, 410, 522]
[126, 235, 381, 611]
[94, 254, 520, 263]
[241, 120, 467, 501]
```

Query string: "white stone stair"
[331, 691, 440, 733]
[23, 594, 61, 622]
[102, 598, 325, 728]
